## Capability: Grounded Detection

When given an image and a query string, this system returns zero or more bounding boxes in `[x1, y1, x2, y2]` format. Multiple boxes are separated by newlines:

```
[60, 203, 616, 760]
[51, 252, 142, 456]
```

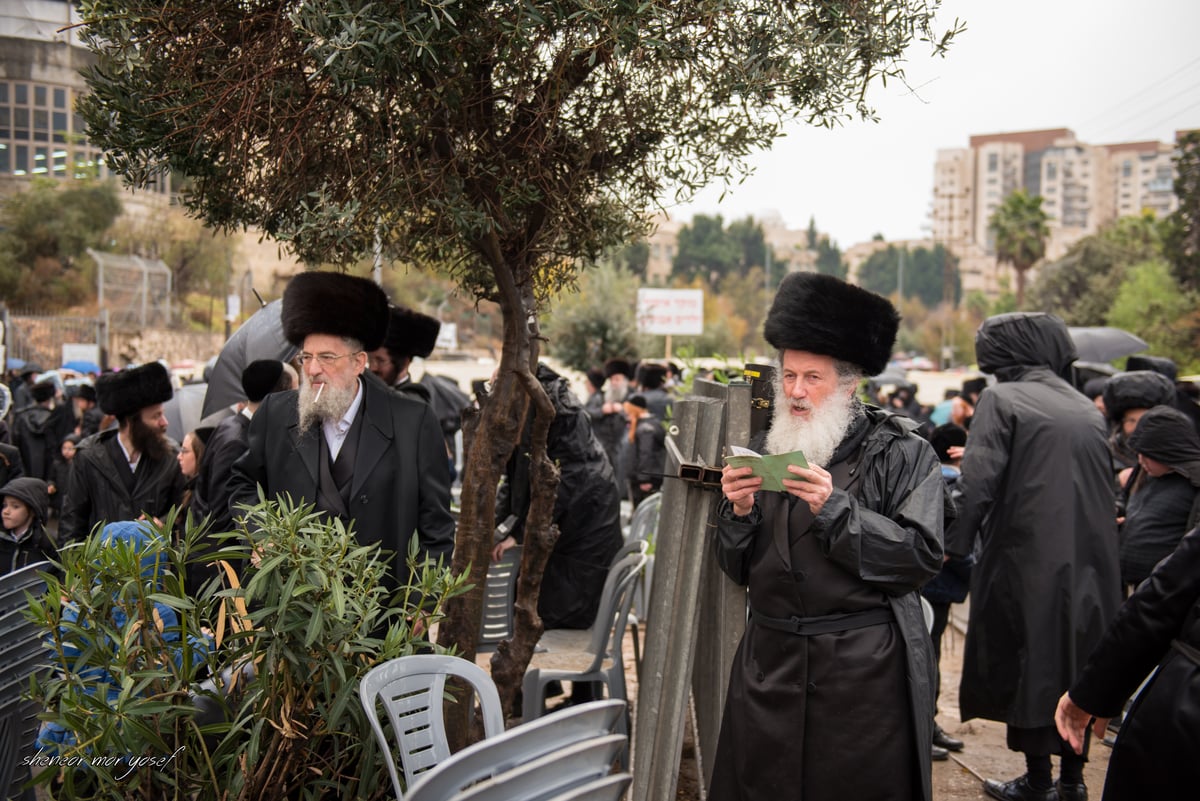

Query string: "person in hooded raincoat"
[946, 312, 1122, 801]
[1054, 522, 1200, 801]
[712, 273, 946, 801]
[492, 362, 623, 631]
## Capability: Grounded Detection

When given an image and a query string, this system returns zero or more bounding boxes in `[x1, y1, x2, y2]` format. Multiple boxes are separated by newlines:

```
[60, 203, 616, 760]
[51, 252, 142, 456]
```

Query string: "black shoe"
[932, 744, 949, 761]
[1056, 780, 1087, 801]
[933, 724, 964, 752]
[983, 775, 1058, 801]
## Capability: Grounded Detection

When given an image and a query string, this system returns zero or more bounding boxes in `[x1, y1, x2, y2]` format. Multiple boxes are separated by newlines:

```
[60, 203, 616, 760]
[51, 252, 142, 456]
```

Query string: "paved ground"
[661, 605, 1113, 800]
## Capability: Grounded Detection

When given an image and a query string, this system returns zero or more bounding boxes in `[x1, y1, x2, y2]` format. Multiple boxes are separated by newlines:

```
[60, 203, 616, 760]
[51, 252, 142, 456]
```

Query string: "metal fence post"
[631, 394, 725, 801]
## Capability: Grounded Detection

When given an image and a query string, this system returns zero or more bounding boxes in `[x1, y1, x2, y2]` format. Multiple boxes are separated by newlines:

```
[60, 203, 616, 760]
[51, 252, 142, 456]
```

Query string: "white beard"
[765, 382, 857, 469]
[298, 377, 359, 432]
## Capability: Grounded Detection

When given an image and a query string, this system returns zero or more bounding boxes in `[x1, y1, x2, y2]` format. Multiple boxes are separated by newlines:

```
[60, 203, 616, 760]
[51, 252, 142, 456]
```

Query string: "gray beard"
[297, 378, 359, 433]
[765, 385, 857, 469]
[604, 384, 628, 404]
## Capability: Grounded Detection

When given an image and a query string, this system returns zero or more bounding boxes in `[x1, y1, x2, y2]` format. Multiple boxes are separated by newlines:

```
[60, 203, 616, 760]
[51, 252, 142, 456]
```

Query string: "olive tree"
[75, 0, 959, 727]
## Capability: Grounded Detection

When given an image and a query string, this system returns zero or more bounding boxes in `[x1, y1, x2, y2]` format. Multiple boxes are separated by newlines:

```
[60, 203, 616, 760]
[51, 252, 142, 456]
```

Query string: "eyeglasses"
[298, 351, 363, 367]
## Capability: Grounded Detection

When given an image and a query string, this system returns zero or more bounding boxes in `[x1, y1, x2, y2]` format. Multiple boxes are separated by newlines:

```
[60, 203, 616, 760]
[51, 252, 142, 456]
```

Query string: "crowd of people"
[4, 269, 1200, 801]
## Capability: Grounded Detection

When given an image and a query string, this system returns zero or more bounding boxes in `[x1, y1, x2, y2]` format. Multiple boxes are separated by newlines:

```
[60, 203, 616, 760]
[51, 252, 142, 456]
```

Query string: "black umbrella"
[1067, 327, 1148, 364]
[202, 300, 298, 418]
[164, 383, 208, 444]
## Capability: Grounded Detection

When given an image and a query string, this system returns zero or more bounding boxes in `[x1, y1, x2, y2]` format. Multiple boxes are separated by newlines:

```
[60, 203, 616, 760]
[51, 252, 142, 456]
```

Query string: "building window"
[1046, 162, 1057, 181]
[988, 153, 998, 172]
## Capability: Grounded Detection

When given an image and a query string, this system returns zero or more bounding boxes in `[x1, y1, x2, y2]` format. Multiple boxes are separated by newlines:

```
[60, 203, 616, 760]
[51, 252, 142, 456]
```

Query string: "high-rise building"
[931, 127, 1184, 298]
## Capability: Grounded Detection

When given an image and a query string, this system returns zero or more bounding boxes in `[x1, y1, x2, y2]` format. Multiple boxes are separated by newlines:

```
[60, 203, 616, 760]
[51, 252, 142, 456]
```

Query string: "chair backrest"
[541, 772, 632, 801]
[477, 545, 522, 653]
[609, 538, 648, 567]
[626, 492, 662, 545]
[584, 551, 648, 663]
[358, 654, 505, 800]
[451, 734, 626, 801]
[0, 561, 48, 800]
[404, 699, 625, 801]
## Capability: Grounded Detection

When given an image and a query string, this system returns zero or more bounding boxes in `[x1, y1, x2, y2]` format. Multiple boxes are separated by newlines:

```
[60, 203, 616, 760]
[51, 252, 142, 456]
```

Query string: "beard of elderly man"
[296, 333, 366, 433]
[764, 350, 860, 469]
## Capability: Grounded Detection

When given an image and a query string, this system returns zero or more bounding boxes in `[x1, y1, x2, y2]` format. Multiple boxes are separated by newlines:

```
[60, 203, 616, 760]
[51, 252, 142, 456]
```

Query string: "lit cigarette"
[314, 382, 324, 403]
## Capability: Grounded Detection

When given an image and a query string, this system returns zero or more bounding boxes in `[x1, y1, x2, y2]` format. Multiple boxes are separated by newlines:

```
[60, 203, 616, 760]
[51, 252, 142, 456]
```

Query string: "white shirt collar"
[322, 378, 364, 461]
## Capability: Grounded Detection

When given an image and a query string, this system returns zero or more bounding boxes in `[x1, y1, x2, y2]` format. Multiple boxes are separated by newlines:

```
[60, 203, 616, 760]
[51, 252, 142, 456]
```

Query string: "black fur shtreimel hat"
[281, 272, 389, 351]
[95, 362, 173, 419]
[763, 273, 899, 377]
[382, 305, 441, 360]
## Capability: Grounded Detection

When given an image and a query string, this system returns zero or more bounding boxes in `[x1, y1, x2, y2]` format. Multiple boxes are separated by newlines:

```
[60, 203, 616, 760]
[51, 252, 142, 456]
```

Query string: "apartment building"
[931, 127, 1183, 298]
[1, 0, 300, 304]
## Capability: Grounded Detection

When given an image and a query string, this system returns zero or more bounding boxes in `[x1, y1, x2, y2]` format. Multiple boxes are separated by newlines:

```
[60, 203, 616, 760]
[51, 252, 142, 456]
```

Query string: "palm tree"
[989, 189, 1049, 308]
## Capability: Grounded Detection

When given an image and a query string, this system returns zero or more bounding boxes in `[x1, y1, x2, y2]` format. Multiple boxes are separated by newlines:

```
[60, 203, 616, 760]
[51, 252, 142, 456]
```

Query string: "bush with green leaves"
[28, 497, 468, 801]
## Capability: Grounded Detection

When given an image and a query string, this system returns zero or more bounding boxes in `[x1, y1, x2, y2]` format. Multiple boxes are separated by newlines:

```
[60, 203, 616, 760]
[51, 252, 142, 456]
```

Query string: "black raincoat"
[710, 406, 945, 801]
[496, 364, 623, 630]
[1068, 524, 1200, 800]
[947, 313, 1122, 732]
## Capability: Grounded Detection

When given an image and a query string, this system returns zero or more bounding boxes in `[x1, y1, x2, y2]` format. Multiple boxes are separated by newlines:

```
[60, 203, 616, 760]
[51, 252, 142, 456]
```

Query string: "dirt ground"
[660, 606, 1113, 800]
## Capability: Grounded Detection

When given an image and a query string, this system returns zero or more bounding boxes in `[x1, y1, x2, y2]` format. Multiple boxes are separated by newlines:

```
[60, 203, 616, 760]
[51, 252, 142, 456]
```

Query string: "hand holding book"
[723, 445, 810, 493]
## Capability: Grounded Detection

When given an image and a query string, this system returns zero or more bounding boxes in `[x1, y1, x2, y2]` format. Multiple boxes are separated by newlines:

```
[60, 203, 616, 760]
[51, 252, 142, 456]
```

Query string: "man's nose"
[305, 359, 324, 378]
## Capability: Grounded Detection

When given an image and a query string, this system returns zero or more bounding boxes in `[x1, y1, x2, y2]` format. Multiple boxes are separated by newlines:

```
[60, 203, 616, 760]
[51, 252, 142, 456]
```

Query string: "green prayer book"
[723, 445, 810, 493]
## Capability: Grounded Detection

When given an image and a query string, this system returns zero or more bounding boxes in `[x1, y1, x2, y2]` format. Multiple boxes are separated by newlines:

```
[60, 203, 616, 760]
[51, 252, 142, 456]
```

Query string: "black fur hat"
[604, 358, 634, 380]
[31, 381, 56, 404]
[281, 272, 389, 351]
[763, 273, 899, 376]
[382, 305, 441, 360]
[639, 363, 668, 390]
[1102, 370, 1176, 424]
[95, 362, 173, 419]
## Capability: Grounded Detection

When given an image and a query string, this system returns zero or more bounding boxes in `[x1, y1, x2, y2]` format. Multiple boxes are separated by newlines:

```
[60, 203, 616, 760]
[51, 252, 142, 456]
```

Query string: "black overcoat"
[229, 374, 455, 593]
[1069, 524, 1200, 800]
[60, 429, 186, 544]
[496, 365, 622, 630]
[947, 317, 1122, 730]
[710, 408, 944, 801]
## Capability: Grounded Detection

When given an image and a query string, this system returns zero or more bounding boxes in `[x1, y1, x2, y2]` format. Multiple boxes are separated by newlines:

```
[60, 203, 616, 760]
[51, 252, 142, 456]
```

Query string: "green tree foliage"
[857, 243, 957, 308]
[814, 234, 847, 279]
[1028, 213, 1166, 325]
[0, 178, 121, 309]
[74, 0, 959, 724]
[673, 214, 742, 284]
[727, 217, 770, 275]
[1164, 130, 1200, 291]
[29, 499, 466, 800]
[989, 189, 1049, 308]
[1106, 260, 1200, 373]
[543, 261, 640, 371]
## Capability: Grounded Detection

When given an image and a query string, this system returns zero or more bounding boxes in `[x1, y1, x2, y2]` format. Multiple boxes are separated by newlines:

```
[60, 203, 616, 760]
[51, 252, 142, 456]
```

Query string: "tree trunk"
[435, 257, 561, 745]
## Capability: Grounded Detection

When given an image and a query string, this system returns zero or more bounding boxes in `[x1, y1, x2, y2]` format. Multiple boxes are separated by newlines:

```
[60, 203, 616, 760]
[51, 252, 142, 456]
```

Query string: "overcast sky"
[667, 0, 1200, 248]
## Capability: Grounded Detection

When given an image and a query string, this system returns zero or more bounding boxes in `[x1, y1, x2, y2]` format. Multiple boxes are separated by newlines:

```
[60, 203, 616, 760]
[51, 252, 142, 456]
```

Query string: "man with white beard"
[709, 272, 947, 801]
[230, 272, 455, 597]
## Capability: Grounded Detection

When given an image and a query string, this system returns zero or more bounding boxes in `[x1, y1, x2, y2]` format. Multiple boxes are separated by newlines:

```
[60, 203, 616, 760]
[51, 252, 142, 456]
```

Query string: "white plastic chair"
[359, 654, 505, 800]
[450, 734, 625, 801]
[541, 772, 632, 801]
[921, 596, 935, 634]
[477, 545, 522, 653]
[521, 551, 647, 768]
[0, 561, 48, 801]
[404, 699, 626, 801]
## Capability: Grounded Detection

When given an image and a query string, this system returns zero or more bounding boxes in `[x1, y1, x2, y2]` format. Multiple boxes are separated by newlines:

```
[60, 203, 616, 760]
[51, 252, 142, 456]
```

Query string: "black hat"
[75, 384, 97, 403]
[1082, 377, 1109, 400]
[95, 362, 174, 419]
[241, 359, 287, 403]
[382, 305, 441, 360]
[1125, 354, 1178, 382]
[1102, 371, 1176, 424]
[1, 476, 49, 523]
[929, 423, 968, 463]
[30, 381, 56, 404]
[281, 272, 389, 351]
[604, 358, 634, 380]
[586, 368, 606, 391]
[639, 363, 668, 390]
[763, 273, 899, 377]
[625, 394, 648, 410]
[961, 377, 987, 399]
